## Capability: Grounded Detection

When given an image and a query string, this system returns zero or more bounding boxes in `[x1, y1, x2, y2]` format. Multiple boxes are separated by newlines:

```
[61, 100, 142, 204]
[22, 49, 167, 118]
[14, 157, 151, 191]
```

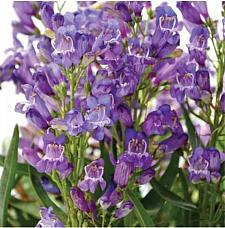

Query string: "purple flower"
[112, 103, 133, 127]
[159, 133, 188, 153]
[115, 71, 139, 98]
[177, 2, 203, 25]
[84, 104, 111, 140]
[156, 4, 178, 32]
[26, 108, 49, 129]
[220, 93, 225, 113]
[51, 109, 85, 136]
[52, 13, 64, 31]
[188, 147, 221, 183]
[128, 2, 144, 17]
[188, 26, 209, 65]
[114, 201, 134, 219]
[91, 70, 113, 96]
[40, 176, 60, 195]
[170, 63, 200, 103]
[37, 36, 54, 62]
[13, 2, 36, 28]
[124, 128, 152, 169]
[113, 129, 153, 187]
[40, 2, 54, 29]
[113, 161, 133, 187]
[98, 180, 122, 209]
[138, 168, 155, 185]
[52, 26, 94, 67]
[195, 70, 210, 92]
[142, 104, 183, 136]
[78, 159, 106, 193]
[193, 2, 209, 19]
[44, 62, 65, 87]
[36, 207, 64, 227]
[114, 2, 132, 23]
[23, 133, 73, 179]
[70, 187, 89, 212]
[33, 71, 54, 96]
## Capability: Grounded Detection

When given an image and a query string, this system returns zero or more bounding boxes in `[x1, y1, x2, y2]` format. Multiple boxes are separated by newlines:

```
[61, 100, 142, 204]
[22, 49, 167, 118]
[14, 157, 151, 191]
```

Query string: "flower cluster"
[1, 1, 225, 227]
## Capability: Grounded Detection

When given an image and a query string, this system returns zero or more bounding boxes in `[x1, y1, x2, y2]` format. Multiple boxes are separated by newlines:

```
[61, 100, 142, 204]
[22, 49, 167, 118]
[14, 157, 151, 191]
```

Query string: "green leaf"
[28, 166, 67, 224]
[0, 125, 19, 226]
[179, 169, 192, 226]
[100, 141, 114, 184]
[141, 152, 180, 212]
[0, 155, 29, 176]
[150, 179, 197, 212]
[127, 189, 154, 227]
[9, 197, 40, 218]
[182, 105, 201, 148]
[124, 209, 138, 227]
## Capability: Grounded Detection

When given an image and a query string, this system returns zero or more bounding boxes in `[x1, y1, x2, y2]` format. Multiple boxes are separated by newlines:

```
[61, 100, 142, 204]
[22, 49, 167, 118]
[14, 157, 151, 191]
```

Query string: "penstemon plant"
[0, 1, 225, 227]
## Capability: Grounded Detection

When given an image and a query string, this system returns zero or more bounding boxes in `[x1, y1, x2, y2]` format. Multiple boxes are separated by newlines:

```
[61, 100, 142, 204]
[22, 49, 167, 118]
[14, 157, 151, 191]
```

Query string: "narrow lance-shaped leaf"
[28, 166, 67, 224]
[150, 178, 197, 212]
[182, 105, 201, 148]
[0, 155, 29, 176]
[0, 125, 19, 226]
[141, 152, 180, 212]
[127, 189, 154, 227]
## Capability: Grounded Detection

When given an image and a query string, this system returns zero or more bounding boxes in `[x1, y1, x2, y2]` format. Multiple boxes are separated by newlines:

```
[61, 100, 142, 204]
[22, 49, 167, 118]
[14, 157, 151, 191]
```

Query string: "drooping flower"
[114, 201, 134, 219]
[220, 93, 225, 113]
[52, 26, 94, 67]
[114, 2, 132, 23]
[98, 179, 122, 209]
[84, 103, 112, 140]
[40, 2, 54, 30]
[36, 207, 64, 227]
[155, 4, 178, 32]
[188, 26, 209, 65]
[112, 103, 133, 127]
[113, 128, 154, 187]
[176, 2, 203, 31]
[150, 3, 180, 58]
[78, 158, 106, 193]
[138, 168, 155, 185]
[170, 62, 211, 103]
[22, 133, 73, 179]
[188, 147, 222, 183]
[170, 63, 200, 103]
[40, 176, 61, 195]
[142, 104, 183, 136]
[51, 109, 85, 136]
[113, 160, 133, 187]
[70, 187, 89, 212]
[158, 133, 188, 153]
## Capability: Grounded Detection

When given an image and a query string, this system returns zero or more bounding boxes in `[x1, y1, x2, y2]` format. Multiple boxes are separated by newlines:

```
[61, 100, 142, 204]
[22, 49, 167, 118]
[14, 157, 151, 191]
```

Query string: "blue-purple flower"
[114, 201, 134, 219]
[40, 176, 61, 195]
[113, 128, 154, 187]
[36, 207, 64, 227]
[220, 93, 225, 113]
[52, 26, 94, 67]
[70, 187, 89, 212]
[98, 179, 122, 209]
[170, 63, 200, 103]
[22, 132, 73, 179]
[188, 147, 222, 183]
[156, 4, 178, 32]
[51, 109, 85, 136]
[84, 103, 112, 140]
[78, 158, 106, 193]
[188, 26, 209, 65]
[142, 104, 183, 136]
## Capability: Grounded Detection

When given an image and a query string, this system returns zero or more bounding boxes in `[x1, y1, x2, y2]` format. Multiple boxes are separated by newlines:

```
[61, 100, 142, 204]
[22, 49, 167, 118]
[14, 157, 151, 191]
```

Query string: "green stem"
[69, 72, 75, 110]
